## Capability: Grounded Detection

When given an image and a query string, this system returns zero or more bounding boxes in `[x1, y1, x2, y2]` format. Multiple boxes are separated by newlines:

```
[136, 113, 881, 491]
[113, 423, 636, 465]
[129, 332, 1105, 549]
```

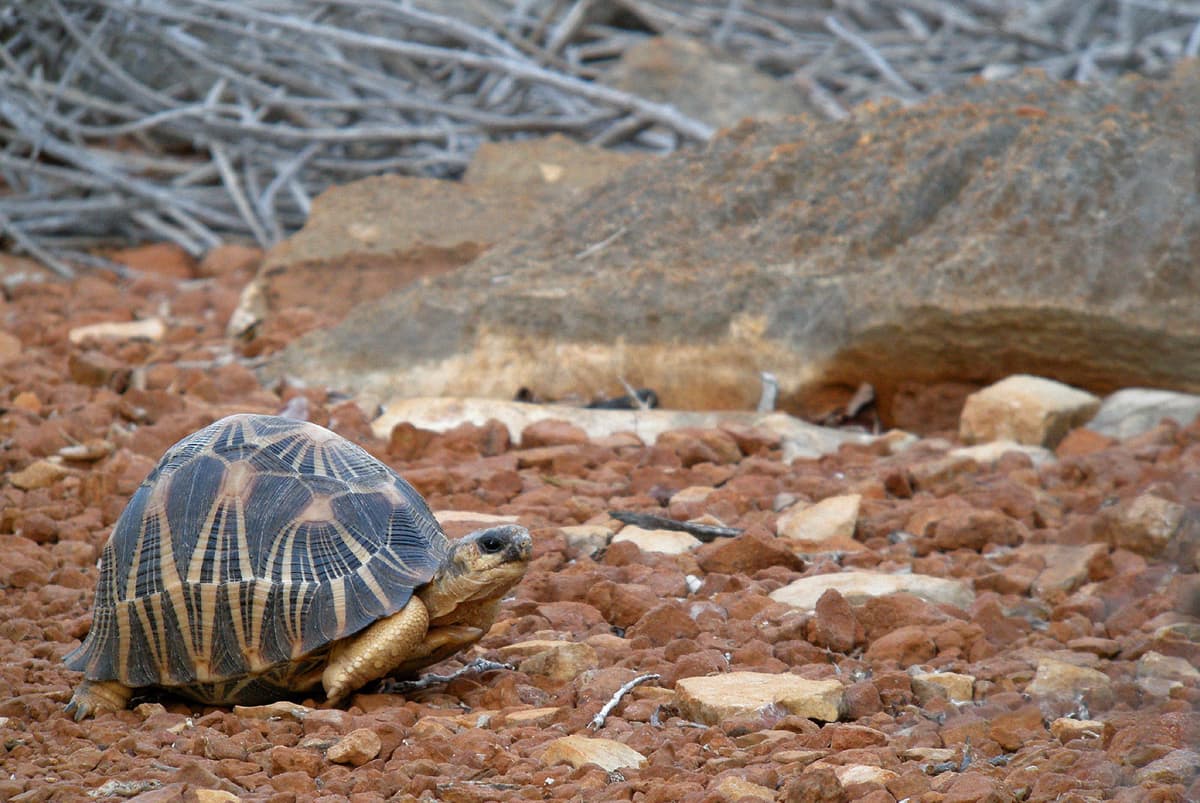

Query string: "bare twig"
[587, 673, 661, 730]
[0, 0, 1194, 274]
[607, 510, 742, 541]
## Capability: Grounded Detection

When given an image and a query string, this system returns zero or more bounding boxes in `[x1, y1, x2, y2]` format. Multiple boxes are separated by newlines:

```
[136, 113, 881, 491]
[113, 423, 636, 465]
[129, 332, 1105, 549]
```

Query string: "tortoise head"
[420, 524, 532, 619]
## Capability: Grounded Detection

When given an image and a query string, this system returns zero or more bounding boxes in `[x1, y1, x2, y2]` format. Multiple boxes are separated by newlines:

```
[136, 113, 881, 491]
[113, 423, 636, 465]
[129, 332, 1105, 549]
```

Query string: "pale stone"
[769, 570, 974, 612]
[911, 671, 975, 704]
[950, 440, 1055, 467]
[612, 525, 701, 554]
[541, 734, 646, 772]
[370, 398, 874, 458]
[68, 317, 166, 344]
[1087, 388, 1200, 439]
[9, 459, 68, 490]
[1110, 494, 1186, 556]
[503, 707, 560, 727]
[0, 331, 21, 363]
[774, 749, 827, 766]
[1134, 749, 1200, 786]
[58, 440, 114, 462]
[756, 412, 876, 463]
[1027, 658, 1113, 700]
[671, 485, 715, 504]
[880, 430, 920, 454]
[833, 765, 898, 786]
[559, 524, 612, 556]
[434, 510, 520, 524]
[517, 642, 599, 681]
[959, 374, 1101, 448]
[325, 728, 381, 766]
[497, 639, 583, 660]
[302, 709, 351, 731]
[1026, 543, 1108, 597]
[11, 391, 40, 412]
[713, 775, 775, 801]
[1136, 651, 1200, 697]
[1050, 717, 1109, 742]
[232, 700, 312, 721]
[193, 792, 240, 803]
[775, 494, 861, 547]
[675, 672, 844, 724]
[901, 747, 957, 762]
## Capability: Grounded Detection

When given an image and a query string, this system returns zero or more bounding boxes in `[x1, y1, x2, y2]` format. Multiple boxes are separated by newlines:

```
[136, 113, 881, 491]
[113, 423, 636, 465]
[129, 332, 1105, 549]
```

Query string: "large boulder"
[231, 135, 645, 343]
[265, 65, 1200, 424]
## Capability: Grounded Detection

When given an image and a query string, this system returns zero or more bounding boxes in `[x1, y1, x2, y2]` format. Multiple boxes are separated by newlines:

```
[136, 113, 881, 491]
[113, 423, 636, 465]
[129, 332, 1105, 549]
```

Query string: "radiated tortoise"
[64, 413, 532, 718]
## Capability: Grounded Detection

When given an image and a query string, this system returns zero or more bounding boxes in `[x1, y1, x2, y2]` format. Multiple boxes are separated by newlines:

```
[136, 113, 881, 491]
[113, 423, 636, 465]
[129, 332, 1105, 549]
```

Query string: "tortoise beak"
[508, 527, 533, 562]
[471, 524, 532, 563]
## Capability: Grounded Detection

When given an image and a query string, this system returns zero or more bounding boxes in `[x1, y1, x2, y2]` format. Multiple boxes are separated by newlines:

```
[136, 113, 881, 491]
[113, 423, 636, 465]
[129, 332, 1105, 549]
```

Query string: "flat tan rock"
[950, 439, 1055, 467]
[9, 460, 68, 490]
[901, 747, 957, 762]
[832, 765, 898, 787]
[370, 398, 872, 459]
[559, 524, 612, 556]
[68, 317, 165, 344]
[502, 707, 561, 727]
[193, 792, 240, 803]
[541, 734, 646, 772]
[1050, 718, 1110, 743]
[612, 525, 701, 554]
[712, 775, 775, 801]
[911, 671, 975, 704]
[1136, 650, 1200, 696]
[1026, 543, 1108, 597]
[0, 331, 21, 364]
[1107, 494, 1186, 557]
[516, 642, 599, 681]
[775, 494, 862, 549]
[959, 374, 1100, 448]
[434, 510, 521, 524]
[675, 672, 844, 724]
[232, 701, 312, 721]
[1027, 658, 1113, 700]
[325, 728, 381, 766]
[769, 570, 974, 611]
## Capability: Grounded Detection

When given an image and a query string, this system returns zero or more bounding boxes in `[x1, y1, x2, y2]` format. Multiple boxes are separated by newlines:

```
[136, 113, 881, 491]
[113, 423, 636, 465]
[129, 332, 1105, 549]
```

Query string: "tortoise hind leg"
[322, 597, 431, 704]
[66, 679, 133, 720]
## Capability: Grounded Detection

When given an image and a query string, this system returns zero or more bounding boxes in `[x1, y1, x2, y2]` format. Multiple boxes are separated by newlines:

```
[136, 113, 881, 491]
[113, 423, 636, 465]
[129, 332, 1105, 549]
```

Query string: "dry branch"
[0, 0, 1196, 275]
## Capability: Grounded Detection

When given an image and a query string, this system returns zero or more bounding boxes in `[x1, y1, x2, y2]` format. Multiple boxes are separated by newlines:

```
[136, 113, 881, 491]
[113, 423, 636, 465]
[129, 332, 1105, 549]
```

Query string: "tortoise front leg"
[66, 679, 133, 720]
[389, 624, 486, 678]
[322, 597, 430, 704]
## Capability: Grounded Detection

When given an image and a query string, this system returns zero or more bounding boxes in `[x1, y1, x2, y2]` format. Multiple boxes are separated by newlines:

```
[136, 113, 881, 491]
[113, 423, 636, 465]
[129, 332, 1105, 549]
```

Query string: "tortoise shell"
[64, 413, 450, 703]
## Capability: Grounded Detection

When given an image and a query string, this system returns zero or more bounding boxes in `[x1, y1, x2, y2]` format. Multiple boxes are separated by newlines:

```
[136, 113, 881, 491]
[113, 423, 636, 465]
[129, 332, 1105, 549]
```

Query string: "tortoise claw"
[66, 680, 133, 720]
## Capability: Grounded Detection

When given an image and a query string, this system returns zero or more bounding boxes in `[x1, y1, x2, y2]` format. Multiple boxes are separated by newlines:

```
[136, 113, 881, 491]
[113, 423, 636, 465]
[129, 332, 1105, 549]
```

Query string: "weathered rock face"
[267, 65, 1200, 424]
[231, 135, 646, 343]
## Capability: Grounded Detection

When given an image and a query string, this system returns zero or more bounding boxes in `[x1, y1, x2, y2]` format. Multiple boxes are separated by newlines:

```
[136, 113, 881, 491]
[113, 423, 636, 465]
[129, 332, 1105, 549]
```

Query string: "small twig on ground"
[756, 371, 778, 413]
[379, 658, 513, 695]
[587, 673, 661, 730]
[617, 375, 653, 411]
[607, 510, 742, 541]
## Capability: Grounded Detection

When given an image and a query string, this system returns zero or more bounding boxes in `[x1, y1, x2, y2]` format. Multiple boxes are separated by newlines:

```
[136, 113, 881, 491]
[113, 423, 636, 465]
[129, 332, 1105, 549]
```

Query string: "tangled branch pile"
[2, 0, 1198, 276]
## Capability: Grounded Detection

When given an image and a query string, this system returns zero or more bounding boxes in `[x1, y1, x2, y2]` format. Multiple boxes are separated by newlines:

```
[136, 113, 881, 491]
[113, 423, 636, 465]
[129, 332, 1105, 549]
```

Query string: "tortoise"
[64, 413, 532, 719]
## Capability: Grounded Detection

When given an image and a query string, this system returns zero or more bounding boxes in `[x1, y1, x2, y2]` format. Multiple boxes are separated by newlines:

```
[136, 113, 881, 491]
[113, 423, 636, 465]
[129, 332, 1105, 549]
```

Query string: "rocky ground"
[0, 248, 1198, 803]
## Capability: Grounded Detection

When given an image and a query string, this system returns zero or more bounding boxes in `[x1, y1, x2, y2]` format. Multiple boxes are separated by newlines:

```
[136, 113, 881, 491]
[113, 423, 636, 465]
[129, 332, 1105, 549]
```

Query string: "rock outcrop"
[266, 65, 1200, 428]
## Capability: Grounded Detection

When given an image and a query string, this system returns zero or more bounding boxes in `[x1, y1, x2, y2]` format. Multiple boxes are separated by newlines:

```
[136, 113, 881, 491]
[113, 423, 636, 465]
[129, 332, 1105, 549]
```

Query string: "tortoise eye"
[478, 533, 506, 554]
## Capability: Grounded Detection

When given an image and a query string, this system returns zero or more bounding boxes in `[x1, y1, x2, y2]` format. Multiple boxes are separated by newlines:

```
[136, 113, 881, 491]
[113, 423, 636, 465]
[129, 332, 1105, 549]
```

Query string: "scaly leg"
[322, 597, 430, 704]
[66, 679, 134, 720]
